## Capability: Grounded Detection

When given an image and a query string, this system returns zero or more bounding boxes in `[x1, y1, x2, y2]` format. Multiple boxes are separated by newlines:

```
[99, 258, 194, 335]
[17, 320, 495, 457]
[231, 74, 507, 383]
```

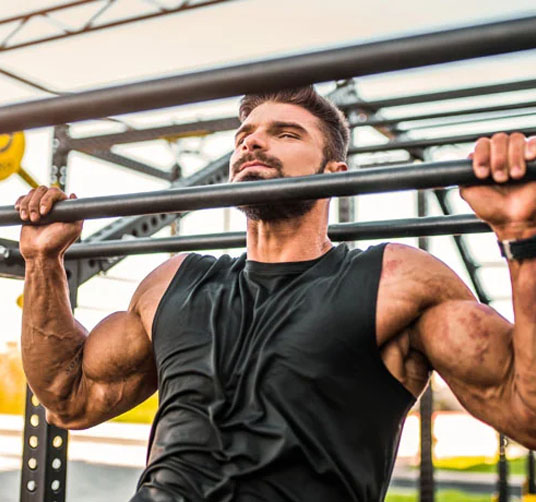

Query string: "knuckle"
[492, 154, 507, 167]
[510, 132, 525, 142]
[492, 132, 507, 142]
[475, 137, 490, 148]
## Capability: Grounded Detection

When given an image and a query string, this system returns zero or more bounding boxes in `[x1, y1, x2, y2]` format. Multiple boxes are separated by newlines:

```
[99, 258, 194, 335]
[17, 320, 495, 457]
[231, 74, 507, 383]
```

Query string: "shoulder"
[129, 252, 241, 316]
[375, 243, 474, 343]
[381, 243, 473, 303]
[130, 253, 190, 309]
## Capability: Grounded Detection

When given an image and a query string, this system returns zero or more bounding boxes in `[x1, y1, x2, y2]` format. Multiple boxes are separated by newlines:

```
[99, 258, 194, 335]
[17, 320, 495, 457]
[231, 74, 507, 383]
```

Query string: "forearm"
[498, 226, 536, 427]
[21, 255, 87, 413]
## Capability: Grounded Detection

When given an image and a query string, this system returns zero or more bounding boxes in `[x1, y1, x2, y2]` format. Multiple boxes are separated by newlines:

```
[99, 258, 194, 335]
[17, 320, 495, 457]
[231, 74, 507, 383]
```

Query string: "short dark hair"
[239, 86, 350, 162]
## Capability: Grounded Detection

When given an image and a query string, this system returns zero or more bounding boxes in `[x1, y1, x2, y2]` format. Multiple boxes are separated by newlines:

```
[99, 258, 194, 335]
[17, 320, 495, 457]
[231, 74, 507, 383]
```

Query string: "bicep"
[413, 300, 514, 426]
[49, 309, 157, 429]
[47, 254, 185, 429]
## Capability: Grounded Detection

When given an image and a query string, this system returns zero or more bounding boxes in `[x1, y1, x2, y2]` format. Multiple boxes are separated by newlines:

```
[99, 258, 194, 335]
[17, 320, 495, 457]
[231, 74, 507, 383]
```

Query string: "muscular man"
[16, 86, 536, 502]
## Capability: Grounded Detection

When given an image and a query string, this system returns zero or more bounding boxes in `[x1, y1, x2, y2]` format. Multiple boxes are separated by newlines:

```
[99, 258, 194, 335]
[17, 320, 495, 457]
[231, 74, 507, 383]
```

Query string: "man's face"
[229, 102, 328, 221]
[229, 102, 327, 182]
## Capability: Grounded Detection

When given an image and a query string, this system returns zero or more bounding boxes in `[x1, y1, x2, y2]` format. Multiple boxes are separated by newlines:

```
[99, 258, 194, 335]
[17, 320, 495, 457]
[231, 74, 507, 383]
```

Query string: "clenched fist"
[15, 186, 83, 260]
[461, 133, 536, 240]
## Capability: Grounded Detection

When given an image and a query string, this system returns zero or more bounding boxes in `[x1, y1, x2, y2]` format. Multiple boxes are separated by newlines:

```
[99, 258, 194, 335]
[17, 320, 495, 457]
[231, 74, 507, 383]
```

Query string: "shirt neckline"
[244, 245, 338, 276]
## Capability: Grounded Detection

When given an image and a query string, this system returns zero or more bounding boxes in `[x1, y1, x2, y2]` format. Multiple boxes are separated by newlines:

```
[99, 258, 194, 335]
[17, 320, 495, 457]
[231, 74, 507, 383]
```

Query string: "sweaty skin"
[17, 104, 536, 449]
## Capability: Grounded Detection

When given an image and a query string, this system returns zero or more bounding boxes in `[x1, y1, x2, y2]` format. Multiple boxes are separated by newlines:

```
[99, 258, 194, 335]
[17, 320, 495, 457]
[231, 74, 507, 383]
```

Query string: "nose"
[241, 130, 267, 152]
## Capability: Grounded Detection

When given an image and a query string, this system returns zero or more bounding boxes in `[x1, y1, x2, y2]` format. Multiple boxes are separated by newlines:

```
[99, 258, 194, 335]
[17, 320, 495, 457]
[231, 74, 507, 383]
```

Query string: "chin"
[235, 172, 280, 183]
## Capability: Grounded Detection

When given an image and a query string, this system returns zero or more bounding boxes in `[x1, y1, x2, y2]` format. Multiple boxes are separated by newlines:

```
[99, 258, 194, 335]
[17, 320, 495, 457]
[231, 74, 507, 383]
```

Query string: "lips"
[238, 161, 272, 172]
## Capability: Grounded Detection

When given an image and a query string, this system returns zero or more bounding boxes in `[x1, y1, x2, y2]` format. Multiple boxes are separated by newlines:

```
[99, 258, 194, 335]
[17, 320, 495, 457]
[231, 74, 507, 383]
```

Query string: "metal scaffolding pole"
[0, 214, 491, 262]
[352, 100, 536, 128]
[66, 117, 240, 152]
[0, 0, 238, 53]
[344, 77, 536, 111]
[348, 126, 536, 154]
[2, 160, 534, 226]
[0, 16, 534, 133]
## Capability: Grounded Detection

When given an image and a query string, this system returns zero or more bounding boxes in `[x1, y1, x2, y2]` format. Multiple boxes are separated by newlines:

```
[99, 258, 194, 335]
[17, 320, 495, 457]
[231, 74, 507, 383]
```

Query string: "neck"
[246, 201, 333, 263]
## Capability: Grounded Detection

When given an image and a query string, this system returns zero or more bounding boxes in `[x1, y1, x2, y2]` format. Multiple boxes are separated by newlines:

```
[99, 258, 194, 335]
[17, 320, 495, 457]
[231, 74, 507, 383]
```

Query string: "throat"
[246, 217, 332, 264]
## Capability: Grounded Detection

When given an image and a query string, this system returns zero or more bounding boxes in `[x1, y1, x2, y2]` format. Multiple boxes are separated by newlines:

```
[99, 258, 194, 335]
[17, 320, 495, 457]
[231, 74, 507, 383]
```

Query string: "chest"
[164, 271, 375, 396]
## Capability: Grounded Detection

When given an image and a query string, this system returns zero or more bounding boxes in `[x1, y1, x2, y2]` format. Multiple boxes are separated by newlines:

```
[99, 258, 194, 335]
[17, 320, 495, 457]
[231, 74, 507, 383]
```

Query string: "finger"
[18, 189, 36, 221]
[27, 186, 50, 222]
[526, 136, 536, 161]
[14, 195, 26, 210]
[39, 187, 68, 215]
[490, 133, 509, 183]
[472, 138, 491, 179]
[508, 132, 526, 179]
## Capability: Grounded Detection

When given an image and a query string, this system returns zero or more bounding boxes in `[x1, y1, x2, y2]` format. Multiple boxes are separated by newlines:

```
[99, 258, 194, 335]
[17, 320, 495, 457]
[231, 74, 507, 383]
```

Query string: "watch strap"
[498, 234, 536, 260]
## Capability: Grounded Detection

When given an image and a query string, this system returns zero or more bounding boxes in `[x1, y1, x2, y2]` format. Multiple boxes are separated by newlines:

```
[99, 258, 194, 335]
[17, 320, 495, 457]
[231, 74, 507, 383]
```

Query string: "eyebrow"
[234, 120, 310, 143]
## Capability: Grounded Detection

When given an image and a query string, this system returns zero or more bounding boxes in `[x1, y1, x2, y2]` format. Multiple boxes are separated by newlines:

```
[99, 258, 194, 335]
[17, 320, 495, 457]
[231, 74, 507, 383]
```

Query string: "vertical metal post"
[497, 434, 510, 502]
[20, 393, 69, 502]
[170, 162, 182, 249]
[528, 450, 536, 495]
[50, 125, 69, 190]
[338, 197, 354, 224]
[20, 127, 73, 502]
[334, 80, 359, 247]
[417, 190, 435, 502]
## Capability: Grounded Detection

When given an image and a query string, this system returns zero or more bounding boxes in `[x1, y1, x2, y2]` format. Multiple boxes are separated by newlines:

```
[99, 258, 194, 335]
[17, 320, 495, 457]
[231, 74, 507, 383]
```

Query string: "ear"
[323, 161, 348, 174]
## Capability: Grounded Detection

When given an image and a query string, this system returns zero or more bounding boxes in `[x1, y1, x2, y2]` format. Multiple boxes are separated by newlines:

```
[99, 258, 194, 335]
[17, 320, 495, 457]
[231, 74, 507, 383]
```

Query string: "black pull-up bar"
[0, 214, 490, 261]
[0, 15, 534, 133]
[1, 160, 534, 226]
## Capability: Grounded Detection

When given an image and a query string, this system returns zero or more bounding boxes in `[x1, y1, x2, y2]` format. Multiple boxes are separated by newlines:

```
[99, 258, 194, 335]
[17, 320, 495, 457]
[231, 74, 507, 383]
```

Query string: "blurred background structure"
[1, 1, 536, 501]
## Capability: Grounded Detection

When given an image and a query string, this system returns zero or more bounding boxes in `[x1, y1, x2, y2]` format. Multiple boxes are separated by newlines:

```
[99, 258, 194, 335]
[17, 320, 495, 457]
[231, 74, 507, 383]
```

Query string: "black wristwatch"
[497, 234, 536, 260]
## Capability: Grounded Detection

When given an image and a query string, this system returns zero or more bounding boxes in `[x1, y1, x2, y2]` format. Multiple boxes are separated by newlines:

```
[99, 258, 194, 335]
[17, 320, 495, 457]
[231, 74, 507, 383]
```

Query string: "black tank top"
[131, 243, 415, 502]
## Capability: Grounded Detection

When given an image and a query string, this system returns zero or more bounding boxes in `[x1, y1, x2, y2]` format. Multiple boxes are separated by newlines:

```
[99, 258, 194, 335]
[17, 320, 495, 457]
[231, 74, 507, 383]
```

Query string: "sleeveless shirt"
[131, 243, 415, 502]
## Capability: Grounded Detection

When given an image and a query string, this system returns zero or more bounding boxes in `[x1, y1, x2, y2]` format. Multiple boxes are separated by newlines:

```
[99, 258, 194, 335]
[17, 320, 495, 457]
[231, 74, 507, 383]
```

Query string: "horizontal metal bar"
[349, 126, 536, 154]
[0, 0, 238, 53]
[0, 1, 98, 25]
[67, 117, 240, 152]
[86, 150, 174, 181]
[346, 77, 536, 111]
[0, 16, 535, 133]
[352, 100, 536, 128]
[1, 160, 535, 226]
[399, 109, 536, 132]
[2, 214, 490, 260]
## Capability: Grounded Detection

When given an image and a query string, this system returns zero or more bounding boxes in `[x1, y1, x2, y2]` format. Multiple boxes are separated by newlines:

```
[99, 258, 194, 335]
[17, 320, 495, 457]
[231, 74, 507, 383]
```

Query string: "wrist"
[497, 233, 536, 261]
[492, 222, 536, 242]
[24, 253, 64, 270]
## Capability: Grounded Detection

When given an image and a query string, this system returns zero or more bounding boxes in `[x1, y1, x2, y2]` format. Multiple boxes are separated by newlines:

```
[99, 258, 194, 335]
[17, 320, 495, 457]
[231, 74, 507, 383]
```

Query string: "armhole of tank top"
[151, 253, 200, 347]
[367, 242, 417, 404]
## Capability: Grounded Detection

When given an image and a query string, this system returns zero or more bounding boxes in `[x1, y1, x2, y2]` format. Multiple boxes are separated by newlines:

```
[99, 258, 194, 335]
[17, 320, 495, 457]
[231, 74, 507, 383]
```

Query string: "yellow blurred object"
[523, 495, 536, 501]
[0, 341, 26, 415]
[0, 132, 40, 188]
[162, 129, 211, 142]
[16, 294, 23, 309]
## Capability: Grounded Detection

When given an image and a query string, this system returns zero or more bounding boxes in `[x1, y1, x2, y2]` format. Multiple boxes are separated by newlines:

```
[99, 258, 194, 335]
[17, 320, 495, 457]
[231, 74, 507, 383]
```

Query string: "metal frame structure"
[0, 0, 238, 53]
[0, 12, 535, 502]
[3, 159, 532, 226]
[0, 15, 534, 133]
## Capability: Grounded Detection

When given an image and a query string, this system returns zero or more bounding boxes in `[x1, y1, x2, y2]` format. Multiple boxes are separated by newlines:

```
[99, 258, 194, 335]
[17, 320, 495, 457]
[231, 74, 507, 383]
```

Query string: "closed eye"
[235, 134, 248, 147]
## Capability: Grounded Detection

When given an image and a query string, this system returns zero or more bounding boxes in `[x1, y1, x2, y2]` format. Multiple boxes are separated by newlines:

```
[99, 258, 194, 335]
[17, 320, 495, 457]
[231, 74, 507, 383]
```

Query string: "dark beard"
[237, 172, 317, 222]
[233, 153, 327, 222]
